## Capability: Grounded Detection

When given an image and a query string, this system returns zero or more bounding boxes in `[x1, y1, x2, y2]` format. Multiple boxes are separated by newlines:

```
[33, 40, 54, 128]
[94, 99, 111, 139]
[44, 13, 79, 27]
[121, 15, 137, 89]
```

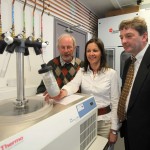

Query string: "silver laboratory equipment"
[0, 33, 53, 140]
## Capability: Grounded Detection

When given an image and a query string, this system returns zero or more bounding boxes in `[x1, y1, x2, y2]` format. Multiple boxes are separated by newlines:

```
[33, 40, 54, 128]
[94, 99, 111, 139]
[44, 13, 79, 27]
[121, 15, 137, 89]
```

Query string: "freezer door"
[105, 47, 130, 86]
[105, 48, 115, 69]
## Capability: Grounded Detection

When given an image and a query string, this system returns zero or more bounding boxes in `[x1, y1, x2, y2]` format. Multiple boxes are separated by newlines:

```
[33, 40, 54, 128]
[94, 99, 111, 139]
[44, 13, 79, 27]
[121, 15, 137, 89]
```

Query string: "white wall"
[0, 0, 92, 92]
[0, 0, 54, 89]
[98, 10, 150, 47]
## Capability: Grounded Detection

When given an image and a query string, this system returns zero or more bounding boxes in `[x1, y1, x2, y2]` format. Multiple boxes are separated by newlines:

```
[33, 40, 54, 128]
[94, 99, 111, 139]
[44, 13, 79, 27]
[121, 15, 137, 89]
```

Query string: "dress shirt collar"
[135, 43, 149, 63]
[87, 65, 104, 74]
[60, 56, 75, 66]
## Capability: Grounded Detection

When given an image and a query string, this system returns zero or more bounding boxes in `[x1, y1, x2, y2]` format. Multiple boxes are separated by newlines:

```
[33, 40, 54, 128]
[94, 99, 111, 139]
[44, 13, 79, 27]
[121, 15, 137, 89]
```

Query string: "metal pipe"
[16, 0, 96, 33]
[15, 40, 28, 108]
[16, 52, 24, 101]
[22, 0, 27, 39]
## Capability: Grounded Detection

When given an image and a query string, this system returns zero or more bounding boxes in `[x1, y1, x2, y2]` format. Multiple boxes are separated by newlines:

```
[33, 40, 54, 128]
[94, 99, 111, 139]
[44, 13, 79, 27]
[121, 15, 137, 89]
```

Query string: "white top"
[62, 67, 120, 130]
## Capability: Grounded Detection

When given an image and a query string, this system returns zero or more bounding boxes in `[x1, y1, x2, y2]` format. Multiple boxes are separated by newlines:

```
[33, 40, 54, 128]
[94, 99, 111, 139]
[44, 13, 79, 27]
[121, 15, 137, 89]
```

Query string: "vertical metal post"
[15, 40, 28, 108]
[16, 52, 24, 101]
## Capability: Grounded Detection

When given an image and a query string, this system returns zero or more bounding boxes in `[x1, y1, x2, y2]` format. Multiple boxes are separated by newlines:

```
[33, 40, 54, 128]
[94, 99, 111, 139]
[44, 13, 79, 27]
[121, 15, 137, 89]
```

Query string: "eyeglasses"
[59, 46, 74, 50]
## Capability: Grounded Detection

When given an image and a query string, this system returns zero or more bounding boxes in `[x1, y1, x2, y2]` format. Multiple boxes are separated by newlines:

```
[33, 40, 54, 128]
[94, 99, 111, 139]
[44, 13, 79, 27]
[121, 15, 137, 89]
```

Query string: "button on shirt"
[62, 67, 120, 130]
[125, 43, 149, 112]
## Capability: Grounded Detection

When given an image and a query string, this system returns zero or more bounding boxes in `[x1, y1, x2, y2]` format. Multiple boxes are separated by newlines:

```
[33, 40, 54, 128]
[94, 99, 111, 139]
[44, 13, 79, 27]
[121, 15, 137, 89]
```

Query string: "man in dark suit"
[117, 16, 150, 150]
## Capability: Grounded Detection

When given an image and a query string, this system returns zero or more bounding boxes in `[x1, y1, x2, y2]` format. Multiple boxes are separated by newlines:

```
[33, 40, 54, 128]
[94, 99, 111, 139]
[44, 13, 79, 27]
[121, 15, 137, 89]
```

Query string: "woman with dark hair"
[45, 38, 120, 149]
[84, 38, 107, 72]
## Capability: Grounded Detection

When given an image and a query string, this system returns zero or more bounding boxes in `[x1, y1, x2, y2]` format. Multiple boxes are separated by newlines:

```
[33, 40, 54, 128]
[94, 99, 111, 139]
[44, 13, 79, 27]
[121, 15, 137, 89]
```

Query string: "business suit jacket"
[120, 45, 150, 150]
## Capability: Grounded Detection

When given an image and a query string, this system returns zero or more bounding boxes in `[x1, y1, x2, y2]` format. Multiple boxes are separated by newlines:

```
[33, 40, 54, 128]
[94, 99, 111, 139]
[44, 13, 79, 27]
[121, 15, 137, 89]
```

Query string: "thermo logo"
[0, 136, 24, 150]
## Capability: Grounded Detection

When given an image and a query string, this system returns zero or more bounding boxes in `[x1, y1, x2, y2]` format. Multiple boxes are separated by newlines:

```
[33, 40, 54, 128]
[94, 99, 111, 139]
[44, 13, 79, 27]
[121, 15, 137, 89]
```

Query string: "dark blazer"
[120, 45, 150, 150]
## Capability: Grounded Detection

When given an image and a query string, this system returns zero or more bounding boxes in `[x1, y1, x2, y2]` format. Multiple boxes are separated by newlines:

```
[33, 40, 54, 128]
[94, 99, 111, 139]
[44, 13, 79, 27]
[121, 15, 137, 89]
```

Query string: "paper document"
[55, 94, 84, 105]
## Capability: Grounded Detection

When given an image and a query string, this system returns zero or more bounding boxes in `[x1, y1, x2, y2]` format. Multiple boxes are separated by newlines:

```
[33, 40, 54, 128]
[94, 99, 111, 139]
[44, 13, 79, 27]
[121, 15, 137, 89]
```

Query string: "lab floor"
[114, 134, 125, 150]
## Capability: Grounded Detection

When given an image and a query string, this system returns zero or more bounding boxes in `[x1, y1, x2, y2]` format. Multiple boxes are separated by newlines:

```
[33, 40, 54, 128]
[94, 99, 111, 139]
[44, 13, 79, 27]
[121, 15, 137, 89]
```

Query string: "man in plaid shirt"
[37, 33, 84, 94]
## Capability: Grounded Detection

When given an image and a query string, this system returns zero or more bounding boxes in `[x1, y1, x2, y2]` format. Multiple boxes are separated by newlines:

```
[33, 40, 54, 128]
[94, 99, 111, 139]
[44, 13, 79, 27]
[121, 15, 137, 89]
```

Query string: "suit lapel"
[128, 45, 150, 111]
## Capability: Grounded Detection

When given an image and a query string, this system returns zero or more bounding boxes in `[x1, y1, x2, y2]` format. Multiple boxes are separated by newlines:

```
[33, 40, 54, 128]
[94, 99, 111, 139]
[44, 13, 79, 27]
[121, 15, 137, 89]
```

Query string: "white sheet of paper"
[36, 94, 43, 97]
[55, 94, 84, 105]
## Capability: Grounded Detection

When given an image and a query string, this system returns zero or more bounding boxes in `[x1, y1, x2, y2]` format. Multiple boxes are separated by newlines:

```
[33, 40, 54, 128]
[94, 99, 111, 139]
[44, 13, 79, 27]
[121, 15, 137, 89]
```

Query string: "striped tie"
[117, 56, 136, 122]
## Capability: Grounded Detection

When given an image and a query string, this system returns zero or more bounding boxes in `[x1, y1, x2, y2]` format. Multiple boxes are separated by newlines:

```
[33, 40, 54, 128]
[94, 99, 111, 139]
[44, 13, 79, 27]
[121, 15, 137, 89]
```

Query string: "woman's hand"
[108, 130, 118, 147]
[44, 89, 68, 102]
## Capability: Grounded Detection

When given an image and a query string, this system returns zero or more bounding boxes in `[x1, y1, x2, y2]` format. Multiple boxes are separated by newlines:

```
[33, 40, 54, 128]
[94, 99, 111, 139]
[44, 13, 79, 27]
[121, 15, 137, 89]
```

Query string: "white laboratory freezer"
[0, 93, 108, 150]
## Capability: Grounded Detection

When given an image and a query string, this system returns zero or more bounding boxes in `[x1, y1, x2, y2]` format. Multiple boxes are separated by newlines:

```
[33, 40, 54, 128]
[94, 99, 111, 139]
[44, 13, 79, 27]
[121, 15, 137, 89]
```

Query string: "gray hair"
[57, 33, 76, 48]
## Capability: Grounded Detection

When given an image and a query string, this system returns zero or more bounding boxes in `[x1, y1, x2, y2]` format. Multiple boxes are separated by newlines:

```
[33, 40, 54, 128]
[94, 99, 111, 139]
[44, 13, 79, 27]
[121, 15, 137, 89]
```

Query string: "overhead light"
[65, 27, 73, 33]
[110, 0, 122, 9]
[64, 24, 82, 33]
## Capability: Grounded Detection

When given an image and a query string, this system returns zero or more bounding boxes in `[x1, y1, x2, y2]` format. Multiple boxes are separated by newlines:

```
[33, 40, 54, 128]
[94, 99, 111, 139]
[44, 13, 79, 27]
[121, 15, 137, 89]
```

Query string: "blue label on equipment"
[76, 97, 96, 118]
